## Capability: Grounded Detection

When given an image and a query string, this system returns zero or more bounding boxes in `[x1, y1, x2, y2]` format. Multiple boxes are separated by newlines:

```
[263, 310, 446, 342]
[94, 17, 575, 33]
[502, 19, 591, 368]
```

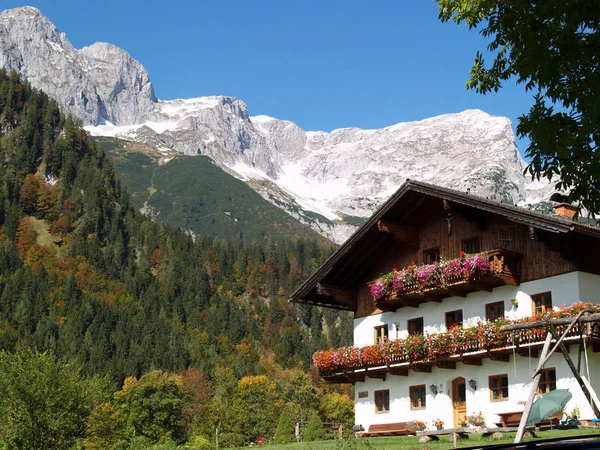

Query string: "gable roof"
[291, 179, 600, 310]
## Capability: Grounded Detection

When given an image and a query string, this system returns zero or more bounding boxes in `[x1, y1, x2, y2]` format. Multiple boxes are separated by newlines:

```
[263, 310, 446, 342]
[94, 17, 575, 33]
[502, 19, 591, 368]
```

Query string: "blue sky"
[5, 1, 532, 152]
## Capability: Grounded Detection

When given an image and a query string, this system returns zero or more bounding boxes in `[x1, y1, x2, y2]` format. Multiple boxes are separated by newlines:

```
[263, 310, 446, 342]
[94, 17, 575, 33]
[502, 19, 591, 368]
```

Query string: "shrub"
[303, 412, 327, 441]
[274, 412, 296, 444]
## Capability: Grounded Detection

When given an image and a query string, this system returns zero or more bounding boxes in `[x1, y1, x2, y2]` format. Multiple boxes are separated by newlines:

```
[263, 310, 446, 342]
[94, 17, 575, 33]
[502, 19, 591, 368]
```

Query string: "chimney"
[549, 193, 577, 219]
[553, 203, 577, 219]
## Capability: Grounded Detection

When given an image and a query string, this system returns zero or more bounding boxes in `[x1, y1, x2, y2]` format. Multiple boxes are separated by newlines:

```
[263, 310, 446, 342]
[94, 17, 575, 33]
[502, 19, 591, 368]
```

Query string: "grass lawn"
[224, 428, 600, 450]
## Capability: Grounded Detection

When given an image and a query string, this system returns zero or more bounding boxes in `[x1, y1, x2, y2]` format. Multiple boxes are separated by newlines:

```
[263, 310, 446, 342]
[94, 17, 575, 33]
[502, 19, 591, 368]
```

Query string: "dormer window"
[423, 248, 440, 265]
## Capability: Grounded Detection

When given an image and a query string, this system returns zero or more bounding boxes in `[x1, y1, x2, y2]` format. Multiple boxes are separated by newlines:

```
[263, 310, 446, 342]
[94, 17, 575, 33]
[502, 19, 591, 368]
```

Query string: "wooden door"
[452, 377, 467, 427]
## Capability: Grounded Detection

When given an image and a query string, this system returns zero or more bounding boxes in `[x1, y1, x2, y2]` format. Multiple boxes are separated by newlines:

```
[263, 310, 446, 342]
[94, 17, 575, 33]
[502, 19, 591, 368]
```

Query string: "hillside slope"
[98, 137, 331, 244]
[0, 70, 346, 384]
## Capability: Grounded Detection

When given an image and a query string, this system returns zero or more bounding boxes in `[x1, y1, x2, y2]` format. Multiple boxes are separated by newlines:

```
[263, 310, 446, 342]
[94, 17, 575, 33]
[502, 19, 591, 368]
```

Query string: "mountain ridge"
[0, 6, 556, 243]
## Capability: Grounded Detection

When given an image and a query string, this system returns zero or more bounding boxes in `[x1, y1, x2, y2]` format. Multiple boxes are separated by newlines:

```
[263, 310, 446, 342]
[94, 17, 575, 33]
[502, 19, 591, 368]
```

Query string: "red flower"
[459, 251, 465, 257]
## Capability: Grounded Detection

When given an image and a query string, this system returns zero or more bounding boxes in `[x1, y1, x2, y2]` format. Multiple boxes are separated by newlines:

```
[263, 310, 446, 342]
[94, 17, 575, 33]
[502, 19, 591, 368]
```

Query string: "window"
[445, 309, 463, 329]
[375, 389, 390, 413]
[532, 292, 553, 316]
[489, 374, 509, 401]
[374, 325, 388, 344]
[410, 385, 426, 409]
[462, 237, 481, 254]
[486, 301, 505, 321]
[538, 368, 557, 395]
[408, 317, 424, 335]
[423, 248, 440, 265]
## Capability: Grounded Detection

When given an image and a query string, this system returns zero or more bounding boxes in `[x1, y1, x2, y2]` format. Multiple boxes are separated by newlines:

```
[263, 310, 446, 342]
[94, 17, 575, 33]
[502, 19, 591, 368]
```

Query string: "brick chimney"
[549, 193, 577, 219]
[553, 203, 577, 219]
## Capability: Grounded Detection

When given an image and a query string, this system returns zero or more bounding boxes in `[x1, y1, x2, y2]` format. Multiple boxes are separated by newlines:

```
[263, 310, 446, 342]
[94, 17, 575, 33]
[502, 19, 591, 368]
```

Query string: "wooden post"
[549, 323, 600, 418]
[515, 332, 553, 443]
[531, 312, 583, 377]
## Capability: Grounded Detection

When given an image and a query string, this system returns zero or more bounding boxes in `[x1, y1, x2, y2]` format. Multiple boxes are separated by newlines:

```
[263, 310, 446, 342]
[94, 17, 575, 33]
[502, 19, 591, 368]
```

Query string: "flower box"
[312, 302, 600, 375]
[369, 250, 521, 309]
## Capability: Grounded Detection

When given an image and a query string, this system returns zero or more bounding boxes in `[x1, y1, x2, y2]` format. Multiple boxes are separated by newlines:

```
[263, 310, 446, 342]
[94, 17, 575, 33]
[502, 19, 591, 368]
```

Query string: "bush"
[274, 412, 296, 444]
[218, 432, 244, 448]
[303, 412, 327, 442]
[0, 348, 109, 450]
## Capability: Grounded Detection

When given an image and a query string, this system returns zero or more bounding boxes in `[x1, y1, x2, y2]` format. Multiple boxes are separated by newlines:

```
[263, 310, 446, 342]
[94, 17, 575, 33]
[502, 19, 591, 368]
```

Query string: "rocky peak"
[0, 7, 156, 126]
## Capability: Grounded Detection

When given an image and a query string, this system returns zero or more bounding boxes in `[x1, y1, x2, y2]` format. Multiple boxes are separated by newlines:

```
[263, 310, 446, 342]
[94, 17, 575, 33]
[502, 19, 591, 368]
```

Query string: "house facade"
[292, 180, 600, 431]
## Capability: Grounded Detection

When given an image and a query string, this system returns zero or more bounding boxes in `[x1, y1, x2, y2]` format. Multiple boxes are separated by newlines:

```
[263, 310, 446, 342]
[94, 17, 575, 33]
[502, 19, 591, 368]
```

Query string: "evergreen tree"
[303, 411, 327, 442]
[274, 412, 296, 445]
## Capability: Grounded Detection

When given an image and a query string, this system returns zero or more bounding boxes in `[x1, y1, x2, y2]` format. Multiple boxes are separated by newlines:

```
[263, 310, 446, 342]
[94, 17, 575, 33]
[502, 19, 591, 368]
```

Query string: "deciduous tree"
[436, 0, 600, 214]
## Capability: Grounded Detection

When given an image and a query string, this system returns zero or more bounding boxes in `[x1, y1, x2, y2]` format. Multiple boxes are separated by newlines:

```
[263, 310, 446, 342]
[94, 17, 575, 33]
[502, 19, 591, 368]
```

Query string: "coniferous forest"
[0, 69, 354, 448]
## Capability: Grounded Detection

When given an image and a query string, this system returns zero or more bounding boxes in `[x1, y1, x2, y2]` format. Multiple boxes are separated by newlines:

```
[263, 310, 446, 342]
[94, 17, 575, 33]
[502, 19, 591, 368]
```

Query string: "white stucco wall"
[353, 271, 600, 430]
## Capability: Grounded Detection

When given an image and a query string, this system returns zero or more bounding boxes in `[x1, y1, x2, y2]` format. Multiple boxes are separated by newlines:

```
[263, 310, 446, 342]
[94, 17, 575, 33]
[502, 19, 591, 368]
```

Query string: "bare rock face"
[1, 6, 555, 243]
[0, 6, 156, 125]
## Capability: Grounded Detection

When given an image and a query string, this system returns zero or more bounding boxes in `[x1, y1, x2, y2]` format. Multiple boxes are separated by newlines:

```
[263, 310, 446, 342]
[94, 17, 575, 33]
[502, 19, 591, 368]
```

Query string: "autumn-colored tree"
[113, 370, 186, 444]
[51, 215, 73, 236]
[84, 402, 124, 450]
[15, 217, 37, 259]
[320, 392, 354, 427]
[19, 173, 43, 213]
[231, 375, 279, 443]
[36, 183, 57, 219]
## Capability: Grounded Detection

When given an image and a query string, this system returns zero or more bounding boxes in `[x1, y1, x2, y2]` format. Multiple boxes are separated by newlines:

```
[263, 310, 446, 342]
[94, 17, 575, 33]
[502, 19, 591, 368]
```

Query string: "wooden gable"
[292, 180, 600, 317]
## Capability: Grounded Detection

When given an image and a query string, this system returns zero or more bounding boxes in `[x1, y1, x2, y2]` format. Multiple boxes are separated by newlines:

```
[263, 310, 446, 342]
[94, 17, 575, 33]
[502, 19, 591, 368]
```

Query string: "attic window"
[423, 248, 440, 265]
[462, 237, 480, 254]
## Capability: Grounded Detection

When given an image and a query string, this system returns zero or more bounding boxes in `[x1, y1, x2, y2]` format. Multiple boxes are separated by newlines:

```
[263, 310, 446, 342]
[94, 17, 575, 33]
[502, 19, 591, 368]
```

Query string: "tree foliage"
[274, 412, 296, 445]
[0, 69, 354, 447]
[436, 0, 600, 214]
[303, 411, 327, 442]
[114, 370, 186, 444]
[0, 348, 108, 449]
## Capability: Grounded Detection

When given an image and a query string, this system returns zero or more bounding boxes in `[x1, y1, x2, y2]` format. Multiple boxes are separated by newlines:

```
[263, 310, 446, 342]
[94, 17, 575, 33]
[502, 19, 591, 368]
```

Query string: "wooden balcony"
[374, 249, 522, 311]
[317, 322, 600, 383]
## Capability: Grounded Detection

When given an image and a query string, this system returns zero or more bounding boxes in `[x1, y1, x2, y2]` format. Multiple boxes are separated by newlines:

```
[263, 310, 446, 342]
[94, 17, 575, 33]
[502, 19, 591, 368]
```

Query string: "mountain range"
[0, 6, 555, 243]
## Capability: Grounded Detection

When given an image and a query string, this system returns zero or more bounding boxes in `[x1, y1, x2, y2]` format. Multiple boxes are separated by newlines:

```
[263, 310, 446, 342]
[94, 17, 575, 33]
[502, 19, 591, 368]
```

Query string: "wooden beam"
[462, 357, 482, 366]
[517, 348, 538, 358]
[446, 287, 467, 298]
[436, 361, 456, 370]
[366, 371, 386, 381]
[389, 367, 409, 376]
[489, 351, 510, 362]
[377, 220, 420, 247]
[500, 313, 600, 332]
[547, 323, 600, 418]
[515, 333, 554, 443]
[316, 283, 357, 309]
[412, 364, 432, 373]
[531, 312, 584, 377]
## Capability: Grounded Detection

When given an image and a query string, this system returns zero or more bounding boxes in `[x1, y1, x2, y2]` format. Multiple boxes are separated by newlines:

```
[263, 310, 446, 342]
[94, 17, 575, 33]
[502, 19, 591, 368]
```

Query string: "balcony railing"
[313, 303, 600, 382]
[370, 249, 521, 310]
